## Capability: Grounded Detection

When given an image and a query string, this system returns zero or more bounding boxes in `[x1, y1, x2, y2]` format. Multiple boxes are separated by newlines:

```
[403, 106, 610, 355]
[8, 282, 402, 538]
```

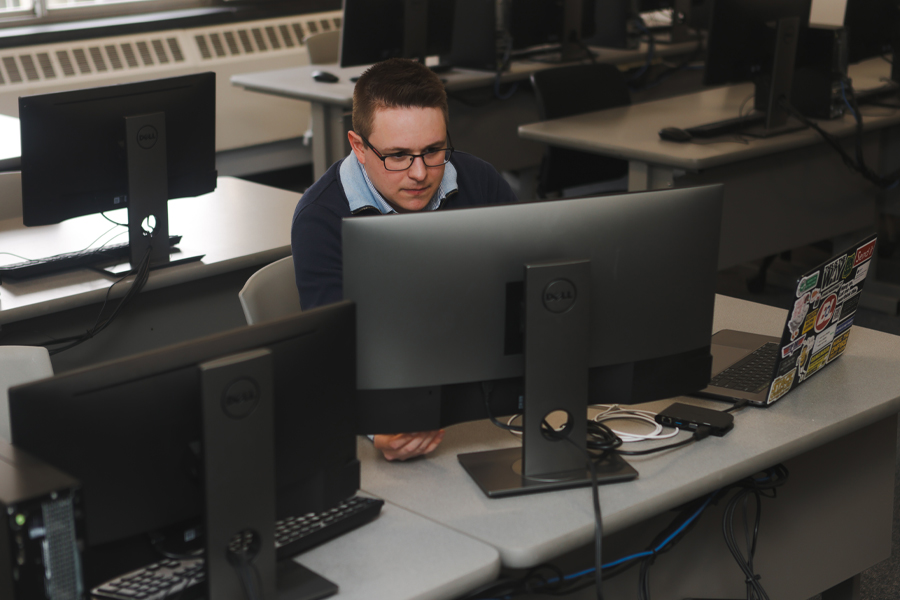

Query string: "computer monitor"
[8, 301, 357, 587]
[339, 0, 456, 68]
[844, 0, 897, 63]
[344, 185, 723, 496]
[704, 0, 811, 136]
[18, 73, 217, 270]
[507, 0, 596, 60]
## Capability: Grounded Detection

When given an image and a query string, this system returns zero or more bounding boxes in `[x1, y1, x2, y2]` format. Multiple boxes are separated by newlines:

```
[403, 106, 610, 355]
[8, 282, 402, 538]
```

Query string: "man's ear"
[348, 131, 367, 165]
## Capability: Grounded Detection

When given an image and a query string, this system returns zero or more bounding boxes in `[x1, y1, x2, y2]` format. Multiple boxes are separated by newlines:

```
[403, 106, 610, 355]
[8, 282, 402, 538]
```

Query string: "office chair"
[0, 346, 53, 443]
[306, 30, 341, 65]
[529, 63, 631, 197]
[239, 256, 302, 325]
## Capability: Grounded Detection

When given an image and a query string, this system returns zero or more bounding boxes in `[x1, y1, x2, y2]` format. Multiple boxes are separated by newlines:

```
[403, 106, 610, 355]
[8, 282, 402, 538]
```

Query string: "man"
[291, 58, 518, 461]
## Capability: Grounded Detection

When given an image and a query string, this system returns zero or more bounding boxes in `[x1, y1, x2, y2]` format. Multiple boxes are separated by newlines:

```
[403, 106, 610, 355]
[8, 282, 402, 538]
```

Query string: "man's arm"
[291, 202, 344, 310]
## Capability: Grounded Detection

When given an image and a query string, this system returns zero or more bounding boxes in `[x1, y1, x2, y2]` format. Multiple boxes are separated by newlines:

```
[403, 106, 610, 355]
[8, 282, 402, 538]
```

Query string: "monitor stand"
[124, 112, 202, 274]
[742, 16, 806, 139]
[458, 260, 637, 498]
[201, 349, 337, 600]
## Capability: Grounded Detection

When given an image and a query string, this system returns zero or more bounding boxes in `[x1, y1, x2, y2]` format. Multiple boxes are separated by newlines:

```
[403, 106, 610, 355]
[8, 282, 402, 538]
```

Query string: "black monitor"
[339, 0, 456, 68]
[844, 0, 899, 64]
[8, 301, 358, 588]
[18, 73, 217, 270]
[344, 185, 723, 497]
[507, 0, 596, 60]
[704, 0, 811, 136]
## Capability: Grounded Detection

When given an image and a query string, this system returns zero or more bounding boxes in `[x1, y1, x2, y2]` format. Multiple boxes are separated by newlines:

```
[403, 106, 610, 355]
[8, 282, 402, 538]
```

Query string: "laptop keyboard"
[710, 342, 779, 393]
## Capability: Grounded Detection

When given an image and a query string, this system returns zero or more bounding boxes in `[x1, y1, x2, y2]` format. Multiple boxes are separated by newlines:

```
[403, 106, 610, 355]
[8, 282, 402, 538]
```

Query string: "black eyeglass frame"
[357, 132, 454, 171]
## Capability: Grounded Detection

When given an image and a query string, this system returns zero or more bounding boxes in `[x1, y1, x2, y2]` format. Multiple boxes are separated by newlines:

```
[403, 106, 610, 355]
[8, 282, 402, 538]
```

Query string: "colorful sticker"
[841, 254, 855, 280]
[822, 256, 846, 290]
[839, 282, 858, 303]
[836, 316, 854, 335]
[854, 238, 876, 267]
[853, 261, 870, 286]
[828, 330, 851, 361]
[814, 294, 838, 333]
[812, 323, 836, 355]
[781, 335, 806, 358]
[802, 308, 818, 335]
[805, 347, 831, 379]
[840, 291, 861, 320]
[797, 272, 819, 297]
[768, 370, 796, 403]
[796, 336, 815, 379]
[778, 351, 798, 376]
[789, 293, 810, 340]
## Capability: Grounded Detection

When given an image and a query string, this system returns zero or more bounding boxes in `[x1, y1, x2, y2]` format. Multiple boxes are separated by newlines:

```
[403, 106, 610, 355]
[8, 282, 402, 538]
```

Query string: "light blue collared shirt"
[339, 152, 458, 214]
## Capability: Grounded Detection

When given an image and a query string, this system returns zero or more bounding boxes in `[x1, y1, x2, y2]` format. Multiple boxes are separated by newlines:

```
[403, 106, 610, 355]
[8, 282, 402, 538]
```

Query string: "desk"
[518, 58, 900, 270]
[292, 502, 500, 600]
[0, 114, 20, 171]
[0, 176, 297, 373]
[231, 42, 701, 180]
[359, 294, 900, 599]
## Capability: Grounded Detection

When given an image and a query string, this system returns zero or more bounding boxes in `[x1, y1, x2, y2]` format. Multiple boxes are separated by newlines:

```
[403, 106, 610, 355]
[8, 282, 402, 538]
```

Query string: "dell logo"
[543, 279, 577, 313]
[137, 125, 158, 150]
[222, 378, 260, 419]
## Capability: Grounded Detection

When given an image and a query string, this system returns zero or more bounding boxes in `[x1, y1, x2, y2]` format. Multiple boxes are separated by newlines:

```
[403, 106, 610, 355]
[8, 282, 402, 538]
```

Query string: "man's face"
[349, 106, 447, 213]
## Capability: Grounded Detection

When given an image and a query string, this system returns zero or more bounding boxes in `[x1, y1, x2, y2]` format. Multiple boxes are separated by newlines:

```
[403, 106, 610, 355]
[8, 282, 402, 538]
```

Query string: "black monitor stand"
[742, 16, 807, 138]
[201, 348, 337, 600]
[559, 0, 592, 61]
[113, 113, 202, 277]
[458, 260, 637, 498]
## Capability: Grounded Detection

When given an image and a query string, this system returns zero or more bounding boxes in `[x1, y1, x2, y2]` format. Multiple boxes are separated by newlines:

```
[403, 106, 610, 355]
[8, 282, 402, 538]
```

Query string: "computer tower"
[791, 27, 849, 119]
[0, 440, 84, 600]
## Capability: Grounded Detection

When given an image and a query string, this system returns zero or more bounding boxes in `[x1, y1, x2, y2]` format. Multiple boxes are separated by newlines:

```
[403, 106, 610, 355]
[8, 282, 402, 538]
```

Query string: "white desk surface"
[0, 176, 296, 325]
[230, 41, 701, 107]
[295, 502, 500, 600]
[0, 114, 20, 171]
[359, 294, 900, 569]
[517, 57, 900, 171]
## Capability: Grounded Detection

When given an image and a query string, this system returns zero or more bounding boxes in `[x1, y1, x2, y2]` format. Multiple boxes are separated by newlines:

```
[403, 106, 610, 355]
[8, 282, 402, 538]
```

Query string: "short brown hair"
[352, 58, 449, 139]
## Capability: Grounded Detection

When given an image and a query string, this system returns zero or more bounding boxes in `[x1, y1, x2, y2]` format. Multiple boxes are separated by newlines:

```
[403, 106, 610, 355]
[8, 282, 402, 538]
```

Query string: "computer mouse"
[658, 127, 692, 142]
[312, 70, 339, 83]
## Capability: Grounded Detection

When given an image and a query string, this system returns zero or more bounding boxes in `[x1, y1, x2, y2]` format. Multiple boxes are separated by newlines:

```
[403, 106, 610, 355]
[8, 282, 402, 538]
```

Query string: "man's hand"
[373, 430, 445, 461]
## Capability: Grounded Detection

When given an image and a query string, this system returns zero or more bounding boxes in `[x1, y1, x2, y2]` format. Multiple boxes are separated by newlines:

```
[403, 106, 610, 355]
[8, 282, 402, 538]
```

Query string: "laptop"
[695, 233, 877, 406]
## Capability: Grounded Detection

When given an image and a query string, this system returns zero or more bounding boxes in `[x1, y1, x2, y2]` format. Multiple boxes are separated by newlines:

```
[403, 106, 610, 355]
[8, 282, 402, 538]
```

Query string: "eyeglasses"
[358, 133, 454, 171]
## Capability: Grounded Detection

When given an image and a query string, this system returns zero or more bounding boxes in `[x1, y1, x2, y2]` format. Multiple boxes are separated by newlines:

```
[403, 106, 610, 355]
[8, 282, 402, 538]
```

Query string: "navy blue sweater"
[291, 152, 518, 309]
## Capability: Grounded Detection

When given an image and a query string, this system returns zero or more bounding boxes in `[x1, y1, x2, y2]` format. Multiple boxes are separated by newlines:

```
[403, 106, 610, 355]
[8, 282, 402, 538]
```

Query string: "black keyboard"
[275, 495, 383, 559]
[92, 495, 384, 600]
[710, 342, 779, 394]
[0, 235, 181, 280]
[684, 112, 766, 139]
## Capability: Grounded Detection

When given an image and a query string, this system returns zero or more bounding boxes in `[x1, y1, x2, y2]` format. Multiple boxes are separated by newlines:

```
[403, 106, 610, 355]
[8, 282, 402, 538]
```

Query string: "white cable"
[590, 404, 680, 442]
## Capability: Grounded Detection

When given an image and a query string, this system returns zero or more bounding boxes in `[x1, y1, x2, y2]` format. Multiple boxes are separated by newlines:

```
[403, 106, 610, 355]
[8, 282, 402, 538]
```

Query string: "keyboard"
[0, 235, 181, 280]
[684, 112, 766, 139]
[91, 495, 384, 600]
[710, 342, 779, 393]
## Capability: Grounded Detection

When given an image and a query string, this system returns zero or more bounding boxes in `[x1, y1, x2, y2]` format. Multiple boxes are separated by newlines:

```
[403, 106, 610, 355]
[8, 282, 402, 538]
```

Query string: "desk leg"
[628, 161, 675, 191]
[821, 575, 861, 600]
[310, 103, 350, 180]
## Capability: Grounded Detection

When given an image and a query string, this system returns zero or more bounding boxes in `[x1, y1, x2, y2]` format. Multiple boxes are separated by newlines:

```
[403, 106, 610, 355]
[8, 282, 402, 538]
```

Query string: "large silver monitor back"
[345, 184, 723, 391]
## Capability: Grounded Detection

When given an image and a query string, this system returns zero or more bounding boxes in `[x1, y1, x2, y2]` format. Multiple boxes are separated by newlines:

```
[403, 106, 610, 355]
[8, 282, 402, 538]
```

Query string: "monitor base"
[277, 560, 338, 600]
[458, 447, 637, 498]
[741, 117, 807, 139]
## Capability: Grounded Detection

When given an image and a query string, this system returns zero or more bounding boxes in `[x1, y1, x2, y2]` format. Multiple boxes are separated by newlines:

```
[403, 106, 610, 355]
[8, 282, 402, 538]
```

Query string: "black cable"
[778, 91, 900, 190]
[616, 425, 712, 456]
[43, 243, 153, 355]
[481, 381, 522, 432]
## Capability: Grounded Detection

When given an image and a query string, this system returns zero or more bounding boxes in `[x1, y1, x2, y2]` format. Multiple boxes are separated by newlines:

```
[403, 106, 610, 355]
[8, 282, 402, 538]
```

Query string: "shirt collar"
[340, 152, 457, 214]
